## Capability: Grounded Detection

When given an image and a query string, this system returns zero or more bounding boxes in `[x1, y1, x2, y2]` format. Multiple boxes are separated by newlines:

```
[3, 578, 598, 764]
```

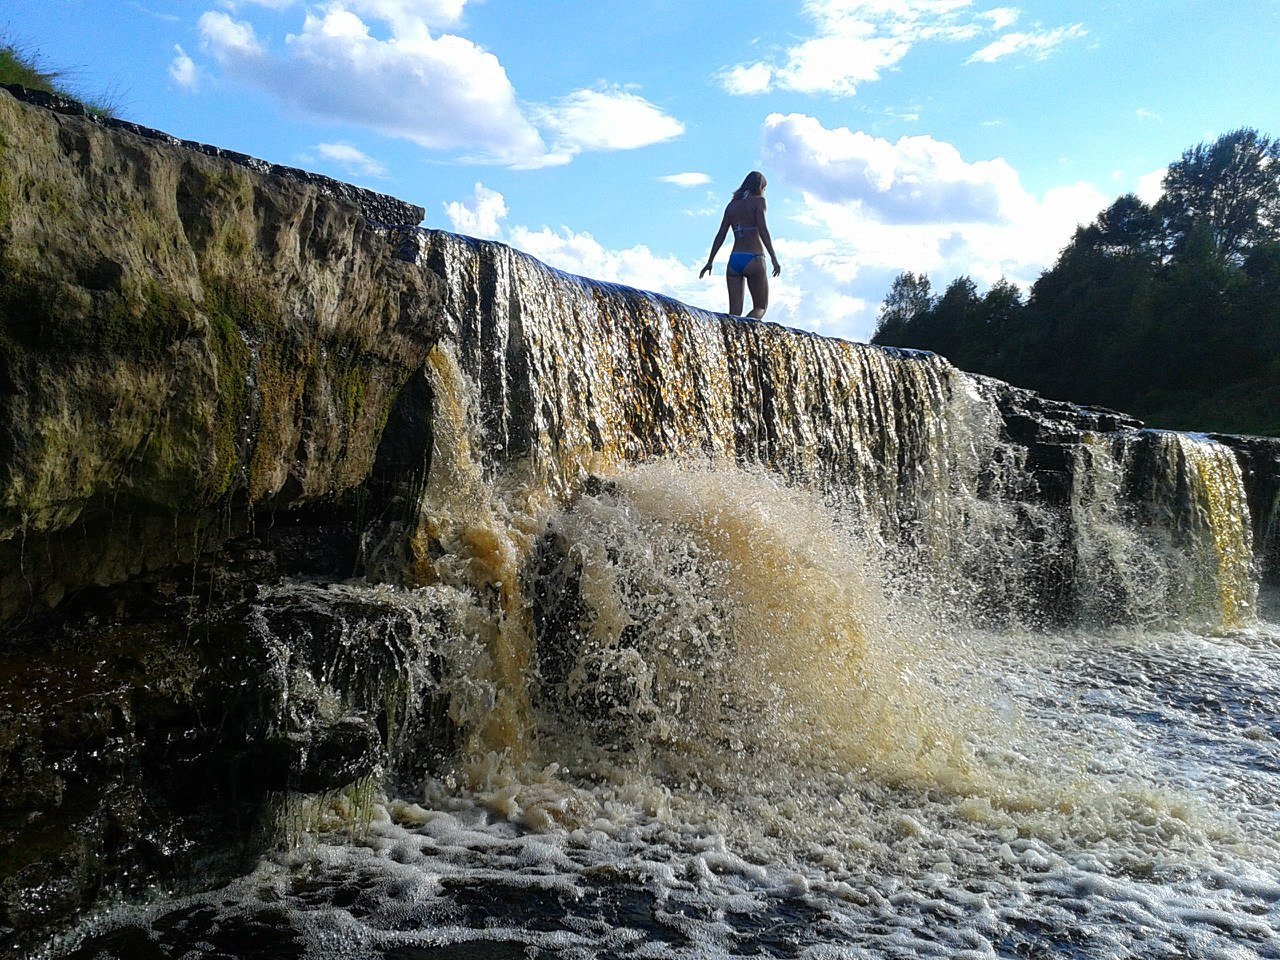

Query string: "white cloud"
[169, 44, 198, 90]
[1136, 168, 1166, 205]
[532, 87, 684, 161]
[979, 6, 1020, 31]
[338, 0, 470, 31]
[199, 11, 264, 56]
[721, 2, 1083, 96]
[719, 0, 983, 98]
[316, 141, 388, 178]
[753, 112, 1107, 339]
[198, 6, 546, 164]
[966, 23, 1086, 63]
[444, 182, 509, 239]
[719, 62, 773, 95]
[661, 172, 711, 187]
[507, 225, 709, 306]
[761, 112, 1019, 224]
[197, 4, 683, 168]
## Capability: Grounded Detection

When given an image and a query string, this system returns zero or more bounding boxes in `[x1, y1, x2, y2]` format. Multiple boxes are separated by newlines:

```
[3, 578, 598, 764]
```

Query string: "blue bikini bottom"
[727, 252, 763, 276]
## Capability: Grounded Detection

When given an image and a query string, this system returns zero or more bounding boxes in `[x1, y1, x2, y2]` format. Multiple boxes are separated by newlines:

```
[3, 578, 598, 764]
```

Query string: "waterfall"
[408, 229, 1256, 632]
[12, 91, 1280, 957]
[1069, 431, 1255, 628]
[297, 232, 1269, 798]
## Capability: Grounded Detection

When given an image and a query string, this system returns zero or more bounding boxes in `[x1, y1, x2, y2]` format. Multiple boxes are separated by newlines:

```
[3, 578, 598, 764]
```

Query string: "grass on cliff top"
[0, 39, 117, 116]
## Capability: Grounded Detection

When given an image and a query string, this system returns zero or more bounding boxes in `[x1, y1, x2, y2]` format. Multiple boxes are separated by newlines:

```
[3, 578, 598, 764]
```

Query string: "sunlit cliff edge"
[2, 84, 1280, 946]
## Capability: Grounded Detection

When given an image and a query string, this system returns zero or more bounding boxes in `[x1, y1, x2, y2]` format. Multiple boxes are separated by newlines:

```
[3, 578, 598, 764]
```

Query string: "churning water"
[43, 238, 1280, 958]
[48, 458, 1280, 959]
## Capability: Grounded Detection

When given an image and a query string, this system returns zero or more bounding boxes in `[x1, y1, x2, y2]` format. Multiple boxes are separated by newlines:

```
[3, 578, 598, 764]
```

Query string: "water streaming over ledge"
[49, 230, 1280, 959]
[416, 229, 1256, 632]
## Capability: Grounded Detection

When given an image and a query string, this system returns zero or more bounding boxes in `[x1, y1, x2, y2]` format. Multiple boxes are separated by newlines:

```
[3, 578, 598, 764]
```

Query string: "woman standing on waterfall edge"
[700, 170, 781, 320]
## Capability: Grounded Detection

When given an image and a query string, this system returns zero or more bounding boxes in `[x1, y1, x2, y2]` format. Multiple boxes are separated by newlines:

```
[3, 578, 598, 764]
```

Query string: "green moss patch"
[205, 305, 251, 499]
[0, 257, 194, 369]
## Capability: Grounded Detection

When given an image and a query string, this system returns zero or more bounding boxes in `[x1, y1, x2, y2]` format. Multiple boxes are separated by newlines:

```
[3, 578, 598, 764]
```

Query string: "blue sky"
[7, 0, 1279, 340]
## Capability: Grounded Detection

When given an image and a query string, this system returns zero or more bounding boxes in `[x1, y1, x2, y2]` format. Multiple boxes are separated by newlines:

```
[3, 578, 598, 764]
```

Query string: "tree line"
[871, 128, 1280, 436]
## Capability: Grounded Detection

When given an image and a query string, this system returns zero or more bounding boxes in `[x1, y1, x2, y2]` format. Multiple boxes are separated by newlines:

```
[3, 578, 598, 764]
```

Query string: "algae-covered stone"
[0, 87, 442, 623]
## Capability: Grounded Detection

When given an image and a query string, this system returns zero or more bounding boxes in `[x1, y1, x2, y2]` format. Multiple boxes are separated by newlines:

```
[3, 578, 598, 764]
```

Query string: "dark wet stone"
[383, 944, 531, 960]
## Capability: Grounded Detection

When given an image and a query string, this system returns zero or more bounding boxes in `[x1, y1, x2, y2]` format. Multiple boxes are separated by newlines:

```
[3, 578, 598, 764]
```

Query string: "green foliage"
[1159, 128, 1280, 263]
[0, 43, 59, 93]
[0, 39, 118, 117]
[205, 305, 252, 499]
[875, 271, 932, 343]
[870, 128, 1280, 437]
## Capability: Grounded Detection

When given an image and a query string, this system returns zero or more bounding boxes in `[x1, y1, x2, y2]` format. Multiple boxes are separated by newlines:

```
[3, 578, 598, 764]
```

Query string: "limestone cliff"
[0, 85, 436, 622]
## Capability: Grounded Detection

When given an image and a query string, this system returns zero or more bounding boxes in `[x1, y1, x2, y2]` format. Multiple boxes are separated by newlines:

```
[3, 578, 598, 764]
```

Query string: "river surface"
[46, 464, 1280, 960]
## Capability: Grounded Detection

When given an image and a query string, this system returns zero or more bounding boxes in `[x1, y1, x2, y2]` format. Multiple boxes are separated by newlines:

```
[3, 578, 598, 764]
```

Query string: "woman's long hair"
[734, 171, 766, 200]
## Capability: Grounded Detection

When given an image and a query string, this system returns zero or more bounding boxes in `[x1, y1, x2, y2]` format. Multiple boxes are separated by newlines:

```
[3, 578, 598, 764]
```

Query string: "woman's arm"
[700, 213, 730, 278]
[756, 198, 781, 277]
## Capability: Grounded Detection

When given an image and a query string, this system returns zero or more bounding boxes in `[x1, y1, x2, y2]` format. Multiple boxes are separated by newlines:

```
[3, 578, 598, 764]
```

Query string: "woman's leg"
[726, 272, 745, 316]
[745, 257, 769, 319]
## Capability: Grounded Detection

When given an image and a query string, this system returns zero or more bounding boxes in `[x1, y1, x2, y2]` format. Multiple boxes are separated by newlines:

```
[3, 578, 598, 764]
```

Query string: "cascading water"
[49, 234, 1280, 959]
[1070, 431, 1256, 628]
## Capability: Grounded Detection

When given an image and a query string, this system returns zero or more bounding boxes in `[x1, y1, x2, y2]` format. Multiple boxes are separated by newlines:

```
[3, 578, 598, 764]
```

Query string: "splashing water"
[50, 456, 1280, 960]
[46, 240, 1280, 958]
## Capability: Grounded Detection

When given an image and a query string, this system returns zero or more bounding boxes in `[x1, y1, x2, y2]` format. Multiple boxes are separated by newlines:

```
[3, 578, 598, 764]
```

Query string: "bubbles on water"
[42, 320, 1280, 957]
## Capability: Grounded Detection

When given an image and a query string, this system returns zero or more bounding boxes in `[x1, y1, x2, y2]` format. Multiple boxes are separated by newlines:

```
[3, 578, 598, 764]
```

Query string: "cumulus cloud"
[661, 172, 711, 187]
[966, 23, 1086, 63]
[444, 182, 509, 239]
[316, 142, 388, 178]
[198, 7, 545, 164]
[719, 62, 773, 95]
[761, 112, 1018, 224]
[196, 4, 682, 167]
[506, 225, 712, 307]
[169, 44, 198, 90]
[1136, 168, 1166, 205]
[531, 87, 684, 162]
[753, 112, 1108, 339]
[337, 0, 469, 30]
[199, 11, 264, 56]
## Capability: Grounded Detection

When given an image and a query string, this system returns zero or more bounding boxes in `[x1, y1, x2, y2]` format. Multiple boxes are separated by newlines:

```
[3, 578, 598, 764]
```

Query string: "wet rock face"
[0, 87, 442, 625]
[0, 604, 275, 941]
[986, 376, 1144, 508]
[0, 531, 457, 954]
[0, 88, 451, 947]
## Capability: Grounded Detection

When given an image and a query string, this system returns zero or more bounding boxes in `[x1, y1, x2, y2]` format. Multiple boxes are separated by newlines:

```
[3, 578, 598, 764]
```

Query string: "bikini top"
[732, 223, 758, 236]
